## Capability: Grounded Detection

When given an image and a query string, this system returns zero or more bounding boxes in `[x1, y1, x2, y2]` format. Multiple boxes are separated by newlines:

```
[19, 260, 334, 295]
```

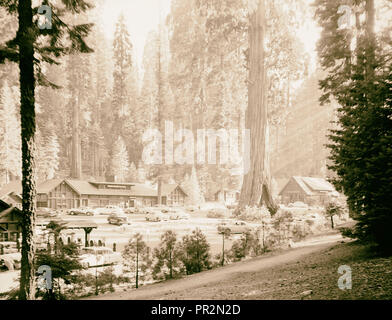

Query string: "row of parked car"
[145, 207, 190, 222]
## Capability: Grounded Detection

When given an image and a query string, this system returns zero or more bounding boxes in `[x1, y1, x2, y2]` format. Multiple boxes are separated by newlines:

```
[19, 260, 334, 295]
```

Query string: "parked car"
[80, 247, 122, 268]
[36, 208, 57, 218]
[167, 208, 190, 220]
[217, 220, 252, 234]
[141, 207, 158, 215]
[124, 207, 140, 214]
[0, 252, 21, 271]
[145, 211, 167, 222]
[68, 207, 95, 216]
[288, 202, 308, 208]
[186, 205, 198, 212]
[107, 213, 130, 226]
[207, 208, 227, 218]
[97, 205, 124, 215]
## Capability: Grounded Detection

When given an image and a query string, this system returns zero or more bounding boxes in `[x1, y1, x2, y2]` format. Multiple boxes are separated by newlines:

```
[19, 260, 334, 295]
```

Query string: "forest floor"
[87, 231, 392, 300]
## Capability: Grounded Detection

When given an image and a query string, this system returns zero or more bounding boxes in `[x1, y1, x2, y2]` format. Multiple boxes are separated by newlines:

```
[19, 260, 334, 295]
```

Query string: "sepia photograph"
[0, 0, 391, 308]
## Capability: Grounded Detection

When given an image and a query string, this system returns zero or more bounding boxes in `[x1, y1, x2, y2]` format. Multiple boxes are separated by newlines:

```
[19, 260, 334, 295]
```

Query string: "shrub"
[178, 228, 211, 275]
[234, 206, 271, 222]
[340, 227, 356, 239]
[152, 230, 183, 280]
[207, 209, 226, 218]
[229, 231, 264, 261]
[291, 224, 308, 241]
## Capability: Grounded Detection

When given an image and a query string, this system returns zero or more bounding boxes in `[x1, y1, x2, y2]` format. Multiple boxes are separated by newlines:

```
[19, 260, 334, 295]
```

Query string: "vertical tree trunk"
[169, 250, 173, 279]
[18, 0, 36, 300]
[71, 87, 82, 179]
[365, 0, 375, 79]
[135, 246, 139, 289]
[221, 233, 225, 266]
[157, 178, 162, 205]
[237, 0, 276, 213]
[156, 19, 164, 206]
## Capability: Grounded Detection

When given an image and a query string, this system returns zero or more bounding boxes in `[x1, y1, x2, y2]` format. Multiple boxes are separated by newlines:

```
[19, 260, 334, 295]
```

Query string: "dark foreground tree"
[35, 243, 84, 300]
[315, 0, 392, 252]
[178, 228, 211, 275]
[0, 0, 93, 299]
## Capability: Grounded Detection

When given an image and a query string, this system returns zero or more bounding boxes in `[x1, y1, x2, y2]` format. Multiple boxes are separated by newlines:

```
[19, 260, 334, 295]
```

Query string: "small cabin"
[279, 176, 339, 206]
[0, 200, 22, 242]
[215, 189, 240, 206]
[161, 184, 188, 206]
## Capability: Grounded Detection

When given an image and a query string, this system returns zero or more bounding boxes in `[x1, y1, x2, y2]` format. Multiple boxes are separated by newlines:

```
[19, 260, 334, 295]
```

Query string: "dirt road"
[87, 233, 343, 300]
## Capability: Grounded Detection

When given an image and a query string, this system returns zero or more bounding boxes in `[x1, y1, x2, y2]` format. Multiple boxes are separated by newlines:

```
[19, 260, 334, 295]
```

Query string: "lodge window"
[0, 233, 9, 242]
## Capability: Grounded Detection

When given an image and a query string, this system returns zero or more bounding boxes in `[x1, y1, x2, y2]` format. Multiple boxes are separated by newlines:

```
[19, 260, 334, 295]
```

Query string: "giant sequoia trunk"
[237, 0, 276, 213]
[18, 0, 37, 300]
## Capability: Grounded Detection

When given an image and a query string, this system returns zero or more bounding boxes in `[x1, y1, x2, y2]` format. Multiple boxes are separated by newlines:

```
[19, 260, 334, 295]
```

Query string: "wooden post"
[84, 227, 93, 247]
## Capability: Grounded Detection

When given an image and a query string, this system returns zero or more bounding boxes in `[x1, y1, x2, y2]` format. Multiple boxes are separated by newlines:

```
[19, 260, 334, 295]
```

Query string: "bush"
[234, 206, 271, 222]
[291, 224, 309, 241]
[206, 209, 226, 218]
[339, 227, 356, 239]
[178, 228, 211, 275]
[229, 231, 264, 261]
[305, 219, 314, 226]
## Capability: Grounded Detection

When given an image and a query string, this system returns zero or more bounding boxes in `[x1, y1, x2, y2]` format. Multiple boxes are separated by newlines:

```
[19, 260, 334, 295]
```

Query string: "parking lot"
[57, 210, 247, 256]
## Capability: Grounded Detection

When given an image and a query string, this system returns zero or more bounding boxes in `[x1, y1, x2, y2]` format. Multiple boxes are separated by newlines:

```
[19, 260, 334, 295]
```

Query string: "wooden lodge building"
[0, 179, 188, 210]
[0, 199, 22, 242]
[279, 176, 339, 206]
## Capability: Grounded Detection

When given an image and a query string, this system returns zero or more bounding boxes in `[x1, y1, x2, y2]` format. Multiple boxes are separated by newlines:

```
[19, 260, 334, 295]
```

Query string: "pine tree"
[122, 233, 150, 289]
[112, 14, 133, 121]
[110, 136, 130, 182]
[178, 228, 211, 275]
[111, 14, 142, 165]
[0, 0, 93, 299]
[152, 230, 182, 280]
[128, 162, 138, 182]
[37, 130, 60, 180]
[182, 166, 205, 205]
[315, 0, 392, 251]
[0, 81, 21, 184]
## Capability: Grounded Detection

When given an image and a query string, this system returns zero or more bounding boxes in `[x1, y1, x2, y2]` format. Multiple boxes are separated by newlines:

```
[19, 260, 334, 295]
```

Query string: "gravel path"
[86, 233, 344, 300]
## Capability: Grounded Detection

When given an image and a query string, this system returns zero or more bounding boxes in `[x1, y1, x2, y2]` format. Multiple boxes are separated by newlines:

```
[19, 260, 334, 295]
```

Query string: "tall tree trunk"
[156, 19, 163, 206]
[135, 247, 139, 289]
[71, 93, 82, 179]
[237, 0, 276, 213]
[157, 178, 162, 205]
[365, 0, 375, 79]
[18, 0, 37, 300]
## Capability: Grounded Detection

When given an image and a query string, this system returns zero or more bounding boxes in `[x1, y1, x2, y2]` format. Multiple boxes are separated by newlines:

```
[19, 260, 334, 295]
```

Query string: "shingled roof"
[0, 180, 187, 199]
[160, 184, 188, 197]
[0, 181, 22, 199]
[279, 176, 337, 196]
